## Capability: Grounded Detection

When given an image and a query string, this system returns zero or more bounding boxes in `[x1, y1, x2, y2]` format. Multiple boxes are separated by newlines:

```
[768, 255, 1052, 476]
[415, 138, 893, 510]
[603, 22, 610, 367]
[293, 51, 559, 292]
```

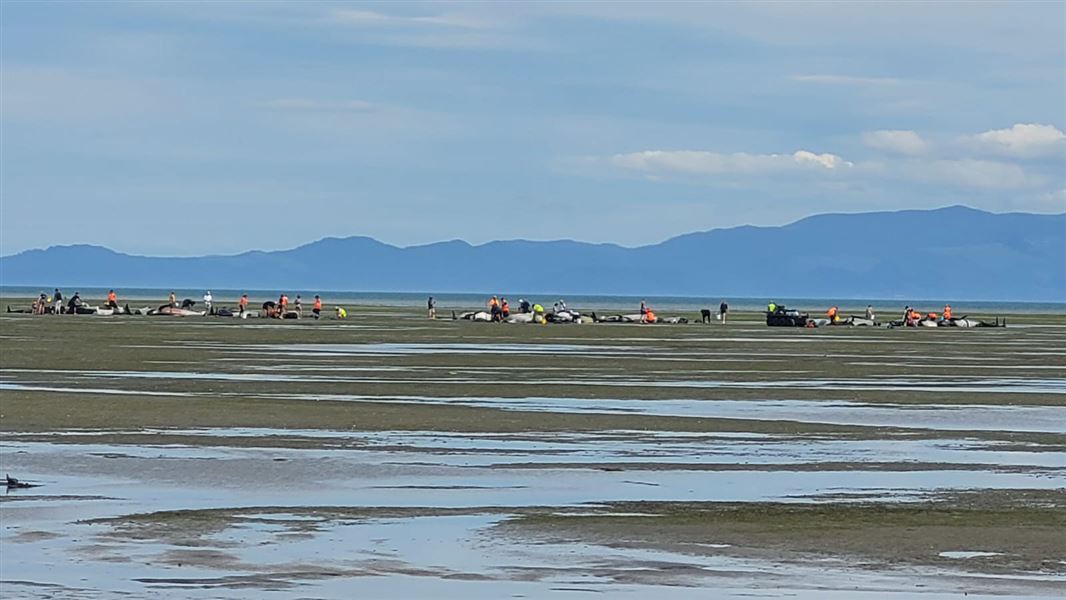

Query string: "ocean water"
[2, 286, 1063, 314]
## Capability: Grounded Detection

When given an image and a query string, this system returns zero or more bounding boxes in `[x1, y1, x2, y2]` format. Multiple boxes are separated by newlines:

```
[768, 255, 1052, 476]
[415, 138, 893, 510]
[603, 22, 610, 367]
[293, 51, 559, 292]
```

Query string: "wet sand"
[1, 303, 1063, 597]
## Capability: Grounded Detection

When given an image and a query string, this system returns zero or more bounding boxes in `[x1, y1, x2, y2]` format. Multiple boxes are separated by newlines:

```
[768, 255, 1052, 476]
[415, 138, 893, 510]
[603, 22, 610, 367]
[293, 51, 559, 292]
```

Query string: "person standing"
[489, 296, 501, 322]
[313, 295, 322, 319]
[501, 298, 510, 318]
[202, 291, 213, 315]
[427, 296, 436, 319]
[106, 289, 118, 309]
[719, 300, 729, 324]
[238, 294, 249, 317]
[53, 289, 63, 314]
[279, 294, 288, 317]
[294, 295, 303, 316]
[169, 291, 178, 308]
[865, 305, 875, 320]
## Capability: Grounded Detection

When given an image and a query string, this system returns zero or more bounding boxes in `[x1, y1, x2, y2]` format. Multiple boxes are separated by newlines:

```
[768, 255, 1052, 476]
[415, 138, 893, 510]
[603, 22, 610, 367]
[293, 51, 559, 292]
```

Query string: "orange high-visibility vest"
[501, 301, 509, 312]
[313, 299, 322, 310]
[239, 296, 248, 307]
[943, 306, 952, 319]
[827, 307, 838, 318]
[108, 291, 117, 303]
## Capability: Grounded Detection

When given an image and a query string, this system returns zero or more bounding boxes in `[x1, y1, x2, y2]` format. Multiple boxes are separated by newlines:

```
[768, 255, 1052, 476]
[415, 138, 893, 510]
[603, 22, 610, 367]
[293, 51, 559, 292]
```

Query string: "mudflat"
[1, 302, 1063, 598]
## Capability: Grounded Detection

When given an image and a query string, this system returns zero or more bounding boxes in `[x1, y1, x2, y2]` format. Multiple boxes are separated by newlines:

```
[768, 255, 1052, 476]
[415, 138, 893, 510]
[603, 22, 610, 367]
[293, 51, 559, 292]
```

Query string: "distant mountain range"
[2, 206, 1063, 301]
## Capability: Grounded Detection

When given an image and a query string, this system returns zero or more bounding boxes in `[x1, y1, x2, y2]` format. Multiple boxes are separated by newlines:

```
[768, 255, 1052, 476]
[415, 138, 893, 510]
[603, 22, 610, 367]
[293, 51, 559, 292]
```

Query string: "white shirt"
[203, 293, 213, 303]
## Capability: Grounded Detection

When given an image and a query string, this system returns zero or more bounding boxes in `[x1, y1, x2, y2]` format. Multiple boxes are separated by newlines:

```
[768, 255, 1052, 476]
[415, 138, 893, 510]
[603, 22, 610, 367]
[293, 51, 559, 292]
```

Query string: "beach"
[1, 299, 1063, 598]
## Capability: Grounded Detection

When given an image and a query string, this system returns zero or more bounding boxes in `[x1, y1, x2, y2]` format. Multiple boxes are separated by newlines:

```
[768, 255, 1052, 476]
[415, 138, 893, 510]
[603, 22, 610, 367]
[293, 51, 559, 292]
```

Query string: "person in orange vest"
[312, 295, 322, 319]
[106, 289, 118, 309]
[943, 305, 953, 321]
[927, 312, 938, 321]
[911, 309, 924, 325]
[238, 294, 249, 317]
[827, 306, 839, 323]
[645, 308, 657, 323]
[489, 296, 501, 322]
[500, 298, 510, 318]
[278, 294, 288, 318]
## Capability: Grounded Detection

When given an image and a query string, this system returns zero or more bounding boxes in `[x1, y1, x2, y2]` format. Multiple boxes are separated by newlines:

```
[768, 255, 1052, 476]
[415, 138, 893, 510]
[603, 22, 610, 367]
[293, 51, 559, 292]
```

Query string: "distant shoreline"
[3, 286, 1063, 314]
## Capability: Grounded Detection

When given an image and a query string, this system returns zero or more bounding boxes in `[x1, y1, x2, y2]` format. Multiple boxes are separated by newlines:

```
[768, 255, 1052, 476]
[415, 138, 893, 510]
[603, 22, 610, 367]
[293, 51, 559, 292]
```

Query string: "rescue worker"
[943, 305, 953, 321]
[865, 305, 875, 320]
[719, 301, 728, 325]
[427, 296, 436, 319]
[489, 296, 501, 322]
[501, 298, 510, 318]
[294, 295, 303, 316]
[645, 308, 657, 324]
[238, 294, 249, 316]
[640, 299, 648, 317]
[907, 308, 921, 326]
[532, 302, 546, 324]
[106, 289, 118, 309]
[768, 301, 777, 314]
[67, 292, 82, 314]
[518, 299, 530, 313]
[335, 306, 348, 319]
[202, 291, 213, 314]
[313, 295, 323, 319]
[827, 306, 839, 323]
[53, 289, 63, 314]
[279, 294, 288, 317]
[168, 291, 177, 308]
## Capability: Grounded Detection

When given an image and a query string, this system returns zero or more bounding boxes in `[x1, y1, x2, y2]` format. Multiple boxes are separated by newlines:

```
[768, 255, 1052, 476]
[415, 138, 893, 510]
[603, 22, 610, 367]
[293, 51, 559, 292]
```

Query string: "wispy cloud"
[607, 149, 852, 176]
[862, 130, 927, 155]
[597, 146, 1041, 191]
[898, 158, 1037, 189]
[258, 98, 378, 113]
[791, 74, 904, 86]
[322, 8, 544, 50]
[327, 9, 500, 30]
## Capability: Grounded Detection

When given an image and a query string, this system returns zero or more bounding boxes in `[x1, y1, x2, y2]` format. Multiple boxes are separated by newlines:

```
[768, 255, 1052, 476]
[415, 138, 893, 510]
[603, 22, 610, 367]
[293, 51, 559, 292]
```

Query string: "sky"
[1, 1, 1064, 256]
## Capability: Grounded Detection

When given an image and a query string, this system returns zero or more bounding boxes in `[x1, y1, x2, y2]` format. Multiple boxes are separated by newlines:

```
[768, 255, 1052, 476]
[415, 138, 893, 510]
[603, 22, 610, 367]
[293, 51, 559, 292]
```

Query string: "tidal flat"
[1, 302, 1063, 598]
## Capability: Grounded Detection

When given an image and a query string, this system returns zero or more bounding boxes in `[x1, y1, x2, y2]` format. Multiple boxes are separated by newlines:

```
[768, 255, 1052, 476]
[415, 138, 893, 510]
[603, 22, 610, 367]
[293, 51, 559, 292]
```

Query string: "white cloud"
[792, 150, 850, 169]
[791, 74, 903, 86]
[968, 123, 1065, 157]
[862, 130, 927, 155]
[607, 150, 852, 175]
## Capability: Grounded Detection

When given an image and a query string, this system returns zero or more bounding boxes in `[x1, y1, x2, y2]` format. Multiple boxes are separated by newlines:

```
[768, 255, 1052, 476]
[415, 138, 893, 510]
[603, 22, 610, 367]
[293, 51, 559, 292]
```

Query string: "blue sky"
[2, 1, 1063, 256]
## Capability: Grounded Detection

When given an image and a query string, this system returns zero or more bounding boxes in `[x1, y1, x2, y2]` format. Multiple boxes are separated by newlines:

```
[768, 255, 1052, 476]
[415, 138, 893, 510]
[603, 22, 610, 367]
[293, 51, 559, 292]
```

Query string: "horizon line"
[5, 204, 1055, 260]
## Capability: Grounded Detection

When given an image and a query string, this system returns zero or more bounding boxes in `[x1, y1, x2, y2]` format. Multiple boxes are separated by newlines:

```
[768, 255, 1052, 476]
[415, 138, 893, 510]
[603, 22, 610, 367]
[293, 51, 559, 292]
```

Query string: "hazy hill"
[2, 206, 1063, 301]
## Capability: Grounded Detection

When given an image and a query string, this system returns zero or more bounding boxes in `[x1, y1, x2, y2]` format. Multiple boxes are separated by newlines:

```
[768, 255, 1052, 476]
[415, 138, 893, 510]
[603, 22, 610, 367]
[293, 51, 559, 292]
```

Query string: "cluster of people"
[903, 304, 952, 326]
[26, 288, 90, 314]
[259, 293, 325, 319]
[481, 296, 547, 322]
